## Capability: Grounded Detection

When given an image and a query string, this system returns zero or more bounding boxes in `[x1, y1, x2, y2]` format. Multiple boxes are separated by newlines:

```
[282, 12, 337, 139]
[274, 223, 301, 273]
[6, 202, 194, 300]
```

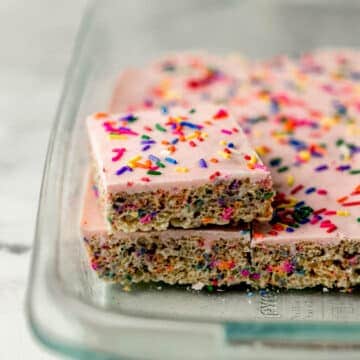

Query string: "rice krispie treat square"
[81, 181, 254, 287]
[86, 105, 274, 232]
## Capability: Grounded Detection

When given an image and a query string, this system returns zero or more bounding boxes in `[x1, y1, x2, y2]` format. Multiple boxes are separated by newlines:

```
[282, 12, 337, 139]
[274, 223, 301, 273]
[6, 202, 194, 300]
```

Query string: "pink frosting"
[107, 50, 360, 246]
[87, 105, 271, 194]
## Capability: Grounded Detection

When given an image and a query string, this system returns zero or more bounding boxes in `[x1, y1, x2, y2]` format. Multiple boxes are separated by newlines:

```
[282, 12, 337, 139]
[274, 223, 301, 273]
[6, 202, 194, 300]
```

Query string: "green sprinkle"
[155, 123, 166, 132]
[156, 161, 165, 168]
[189, 108, 196, 113]
[336, 138, 344, 147]
[263, 192, 274, 200]
[107, 216, 112, 224]
[278, 166, 289, 173]
[141, 134, 151, 140]
[357, 217, 360, 223]
[350, 169, 360, 175]
[147, 170, 162, 175]
[206, 285, 214, 292]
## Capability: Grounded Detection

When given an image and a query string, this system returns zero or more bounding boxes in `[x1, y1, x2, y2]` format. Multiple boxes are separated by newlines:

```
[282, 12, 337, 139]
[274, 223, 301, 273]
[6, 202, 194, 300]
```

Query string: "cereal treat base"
[81, 181, 254, 287]
[252, 239, 360, 289]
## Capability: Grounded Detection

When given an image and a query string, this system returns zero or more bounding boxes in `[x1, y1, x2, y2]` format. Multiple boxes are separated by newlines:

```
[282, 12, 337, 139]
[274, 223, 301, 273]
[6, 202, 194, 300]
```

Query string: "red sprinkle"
[342, 201, 360, 207]
[141, 177, 150, 182]
[209, 171, 221, 180]
[144, 126, 152, 132]
[189, 140, 196, 147]
[290, 184, 304, 195]
[317, 189, 328, 195]
[324, 210, 337, 215]
[213, 109, 229, 119]
[327, 225, 338, 233]
[313, 208, 326, 215]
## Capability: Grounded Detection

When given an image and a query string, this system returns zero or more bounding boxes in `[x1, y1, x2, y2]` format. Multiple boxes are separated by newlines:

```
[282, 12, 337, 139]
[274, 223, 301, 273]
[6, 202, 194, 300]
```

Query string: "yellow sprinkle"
[298, 150, 311, 162]
[185, 132, 197, 140]
[219, 140, 227, 146]
[247, 155, 258, 165]
[175, 167, 189, 173]
[201, 132, 209, 138]
[286, 174, 295, 186]
[218, 151, 231, 159]
[109, 134, 128, 140]
[164, 90, 180, 101]
[127, 155, 142, 167]
[320, 116, 339, 128]
[337, 210, 350, 217]
[255, 146, 268, 156]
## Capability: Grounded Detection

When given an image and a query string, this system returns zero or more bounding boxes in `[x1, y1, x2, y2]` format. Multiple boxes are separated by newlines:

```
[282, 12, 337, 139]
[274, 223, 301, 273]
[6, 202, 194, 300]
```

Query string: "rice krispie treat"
[109, 51, 249, 113]
[87, 105, 274, 233]
[81, 181, 254, 287]
[232, 50, 360, 289]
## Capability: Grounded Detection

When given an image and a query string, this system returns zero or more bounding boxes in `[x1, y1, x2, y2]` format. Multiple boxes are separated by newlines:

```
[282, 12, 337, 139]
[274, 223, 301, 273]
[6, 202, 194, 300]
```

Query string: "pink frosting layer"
[80, 180, 250, 243]
[87, 105, 271, 194]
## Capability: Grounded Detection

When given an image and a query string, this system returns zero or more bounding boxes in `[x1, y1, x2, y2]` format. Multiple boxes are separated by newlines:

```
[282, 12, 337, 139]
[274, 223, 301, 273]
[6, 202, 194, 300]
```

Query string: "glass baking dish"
[26, 0, 360, 358]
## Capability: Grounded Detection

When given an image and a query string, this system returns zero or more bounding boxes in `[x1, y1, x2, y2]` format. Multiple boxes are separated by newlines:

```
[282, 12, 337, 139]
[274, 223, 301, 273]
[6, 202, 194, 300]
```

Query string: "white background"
[0, 1, 86, 358]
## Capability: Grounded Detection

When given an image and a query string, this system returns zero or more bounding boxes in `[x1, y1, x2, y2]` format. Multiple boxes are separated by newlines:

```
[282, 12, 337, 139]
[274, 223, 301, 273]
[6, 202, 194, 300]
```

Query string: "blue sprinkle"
[286, 227, 295, 232]
[227, 142, 236, 149]
[171, 138, 179, 145]
[270, 99, 279, 114]
[305, 187, 316, 194]
[289, 138, 306, 150]
[299, 218, 310, 224]
[116, 166, 132, 176]
[161, 106, 168, 114]
[351, 72, 360, 80]
[315, 164, 329, 172]
[148, 155, 160, 163]
[180, 121, 202, 129]
[141, 140, 156, 145]
[199, 158, 208, 168]
[141, 145, 151, 151]
[295, 201, 305, 208]
[165, 157, 177, 164]
[335, 103, 347, 115]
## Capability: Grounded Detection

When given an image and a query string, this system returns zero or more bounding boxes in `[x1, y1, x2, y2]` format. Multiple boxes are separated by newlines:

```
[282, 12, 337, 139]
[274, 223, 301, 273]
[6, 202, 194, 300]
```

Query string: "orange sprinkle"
[161, 140, 170, 145]
[167, 145, 176, 153]
[94, 112, 108, 119]
[202, 217, 214, 224]
[337, 196, 348, 204]
[133, 162, 148, 169]
[210, 158, 219, 163]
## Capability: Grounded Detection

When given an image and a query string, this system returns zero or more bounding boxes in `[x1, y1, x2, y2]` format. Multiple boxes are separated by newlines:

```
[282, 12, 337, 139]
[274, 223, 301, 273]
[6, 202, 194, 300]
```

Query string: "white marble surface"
[0, 0, 85, 358]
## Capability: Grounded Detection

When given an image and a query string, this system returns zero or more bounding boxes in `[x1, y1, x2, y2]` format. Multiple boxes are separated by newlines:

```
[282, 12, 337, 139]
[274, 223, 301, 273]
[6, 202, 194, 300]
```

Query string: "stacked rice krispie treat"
[81, 104, 274, 286]
[81, 49, 360, 290]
